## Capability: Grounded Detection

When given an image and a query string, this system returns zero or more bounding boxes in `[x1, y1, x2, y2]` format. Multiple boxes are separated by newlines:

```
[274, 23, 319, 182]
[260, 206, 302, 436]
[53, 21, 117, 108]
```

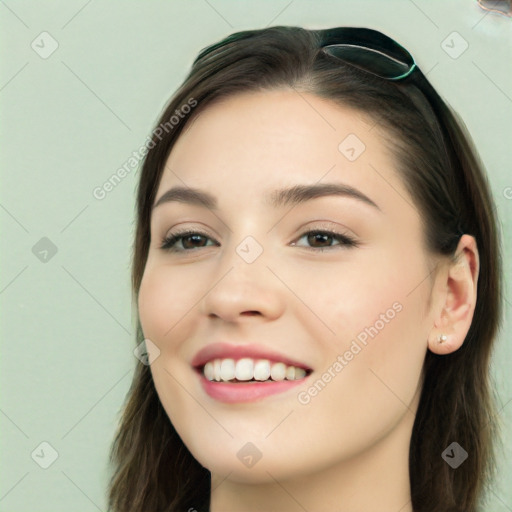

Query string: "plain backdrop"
[1, 1, 511, 510]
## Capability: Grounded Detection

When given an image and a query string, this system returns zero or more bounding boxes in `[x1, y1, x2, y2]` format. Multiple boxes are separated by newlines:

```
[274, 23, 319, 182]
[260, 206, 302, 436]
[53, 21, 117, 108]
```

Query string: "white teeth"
[201, 358, 309, 382]
[204, 361, 214, 381]
[220, 358, 235, 381]
[235, 358, 254, 381]
[270, 362, 286, 381]
[254, 360, 271, 381]
[213, 359, 222, 381]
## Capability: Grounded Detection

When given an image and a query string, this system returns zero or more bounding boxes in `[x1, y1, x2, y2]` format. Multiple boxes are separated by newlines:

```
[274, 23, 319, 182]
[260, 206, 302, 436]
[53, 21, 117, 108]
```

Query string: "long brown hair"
[107, 26, 502, 512]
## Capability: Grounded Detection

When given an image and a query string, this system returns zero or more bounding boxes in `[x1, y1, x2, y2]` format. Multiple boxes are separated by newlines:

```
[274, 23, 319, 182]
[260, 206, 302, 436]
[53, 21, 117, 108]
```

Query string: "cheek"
[137, 265, 205, 434]
[275, 247, 425, 347]
[138, 264, 200, 344]
[299, 246, 429, 416]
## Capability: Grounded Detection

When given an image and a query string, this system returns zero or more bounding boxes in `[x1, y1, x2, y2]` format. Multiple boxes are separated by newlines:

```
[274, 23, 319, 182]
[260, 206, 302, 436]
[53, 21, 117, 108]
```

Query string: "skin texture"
[137, 90, 479, 512]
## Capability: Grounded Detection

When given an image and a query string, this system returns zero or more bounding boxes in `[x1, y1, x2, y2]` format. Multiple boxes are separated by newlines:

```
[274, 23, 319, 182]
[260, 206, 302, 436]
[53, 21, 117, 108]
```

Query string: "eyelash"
[159, 228, 358, 252]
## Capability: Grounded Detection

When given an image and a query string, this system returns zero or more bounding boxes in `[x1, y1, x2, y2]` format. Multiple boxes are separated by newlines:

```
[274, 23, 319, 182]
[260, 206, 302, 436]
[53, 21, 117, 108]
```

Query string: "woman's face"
[138, 89, 437, 483]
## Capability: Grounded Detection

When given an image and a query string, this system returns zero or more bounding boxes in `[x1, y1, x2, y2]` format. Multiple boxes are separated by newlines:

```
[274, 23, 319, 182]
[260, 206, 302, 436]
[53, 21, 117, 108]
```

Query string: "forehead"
[157, 89, 410, 215]
[168, 89, 374, 171]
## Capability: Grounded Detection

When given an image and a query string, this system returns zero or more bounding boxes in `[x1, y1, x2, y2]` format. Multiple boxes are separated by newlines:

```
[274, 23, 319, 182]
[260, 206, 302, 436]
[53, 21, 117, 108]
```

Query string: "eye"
[291, 230, 358, 251]
[160, 230, 218, 252]
[159, 228, 358, 253]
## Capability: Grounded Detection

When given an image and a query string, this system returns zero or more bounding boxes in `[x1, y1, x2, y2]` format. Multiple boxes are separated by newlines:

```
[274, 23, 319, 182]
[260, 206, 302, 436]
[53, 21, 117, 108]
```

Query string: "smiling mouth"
[195, 357, 313, 383]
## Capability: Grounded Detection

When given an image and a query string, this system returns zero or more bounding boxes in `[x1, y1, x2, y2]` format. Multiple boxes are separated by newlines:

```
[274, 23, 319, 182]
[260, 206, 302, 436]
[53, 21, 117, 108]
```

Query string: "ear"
[428, 234, 480, 355]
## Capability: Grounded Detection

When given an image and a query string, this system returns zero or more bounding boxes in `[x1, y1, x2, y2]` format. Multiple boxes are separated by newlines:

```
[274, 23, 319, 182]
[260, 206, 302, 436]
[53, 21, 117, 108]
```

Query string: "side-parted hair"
[107, 26, 502, 512]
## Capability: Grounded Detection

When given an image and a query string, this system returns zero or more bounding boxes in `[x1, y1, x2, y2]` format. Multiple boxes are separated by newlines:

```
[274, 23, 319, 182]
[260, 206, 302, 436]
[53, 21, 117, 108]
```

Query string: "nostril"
[241, 311, 260, 316]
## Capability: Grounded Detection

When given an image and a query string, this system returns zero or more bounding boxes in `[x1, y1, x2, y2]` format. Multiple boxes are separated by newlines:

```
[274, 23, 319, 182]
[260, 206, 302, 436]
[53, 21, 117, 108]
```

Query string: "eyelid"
[291, 220, 358, 239]
[162, 222, 219, 241]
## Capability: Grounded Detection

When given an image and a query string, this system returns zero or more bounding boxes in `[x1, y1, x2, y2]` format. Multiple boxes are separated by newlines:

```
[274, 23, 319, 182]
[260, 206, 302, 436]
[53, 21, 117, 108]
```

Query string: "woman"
[107, 26, 502, 512]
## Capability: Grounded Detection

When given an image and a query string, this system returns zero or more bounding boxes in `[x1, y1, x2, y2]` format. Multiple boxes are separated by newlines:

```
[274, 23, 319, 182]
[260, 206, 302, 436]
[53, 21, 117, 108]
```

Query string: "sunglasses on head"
[195, 26, 447, 151]
[318, 27, 417, 81]
[196, 26, 417, 81]
[316, 27, 447, 140]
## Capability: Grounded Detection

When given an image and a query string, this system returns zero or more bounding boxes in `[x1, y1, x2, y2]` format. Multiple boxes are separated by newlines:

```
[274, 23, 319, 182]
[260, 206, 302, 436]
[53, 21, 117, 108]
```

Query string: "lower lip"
[197, 372, 310, 403]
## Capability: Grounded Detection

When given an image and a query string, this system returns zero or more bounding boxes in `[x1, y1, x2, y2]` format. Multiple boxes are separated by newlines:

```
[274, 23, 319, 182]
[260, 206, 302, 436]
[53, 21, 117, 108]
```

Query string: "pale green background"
[1, 1, 511, 510]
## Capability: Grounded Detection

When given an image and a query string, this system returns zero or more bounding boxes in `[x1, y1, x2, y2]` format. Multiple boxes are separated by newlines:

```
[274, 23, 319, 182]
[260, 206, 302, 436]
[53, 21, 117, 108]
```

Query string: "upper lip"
[191, 342, 313, 371]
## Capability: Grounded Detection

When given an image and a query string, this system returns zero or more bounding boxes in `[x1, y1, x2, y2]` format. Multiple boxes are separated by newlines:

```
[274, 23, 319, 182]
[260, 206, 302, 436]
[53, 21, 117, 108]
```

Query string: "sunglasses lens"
[323, 45, 412, 80]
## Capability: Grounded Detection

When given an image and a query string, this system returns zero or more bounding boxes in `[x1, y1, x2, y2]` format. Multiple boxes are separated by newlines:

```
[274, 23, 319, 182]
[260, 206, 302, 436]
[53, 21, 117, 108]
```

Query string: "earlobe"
[428, 235, 479, 355]
[428, 302, 472, 355]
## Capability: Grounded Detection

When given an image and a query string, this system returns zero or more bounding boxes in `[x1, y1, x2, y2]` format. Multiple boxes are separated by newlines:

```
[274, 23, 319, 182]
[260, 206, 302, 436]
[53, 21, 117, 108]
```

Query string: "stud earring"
[438, 334, 447, 344]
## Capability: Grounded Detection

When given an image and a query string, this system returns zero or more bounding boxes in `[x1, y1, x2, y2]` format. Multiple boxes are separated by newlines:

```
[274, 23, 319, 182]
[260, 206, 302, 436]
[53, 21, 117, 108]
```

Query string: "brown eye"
[307, 232, 334, 247]
[160, 230, 218, 251]
[293, 230, 358, 250]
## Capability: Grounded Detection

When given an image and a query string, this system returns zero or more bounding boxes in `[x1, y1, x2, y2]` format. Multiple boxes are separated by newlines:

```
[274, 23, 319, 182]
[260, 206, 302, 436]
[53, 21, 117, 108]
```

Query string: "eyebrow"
[152, 183, 381, 211]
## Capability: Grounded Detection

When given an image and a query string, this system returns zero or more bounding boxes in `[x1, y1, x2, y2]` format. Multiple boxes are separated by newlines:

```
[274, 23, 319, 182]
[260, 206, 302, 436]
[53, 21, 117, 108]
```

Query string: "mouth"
[191, 343, 313, 403]
[194, 357, 313, 383]
[193, 358, 313, 403]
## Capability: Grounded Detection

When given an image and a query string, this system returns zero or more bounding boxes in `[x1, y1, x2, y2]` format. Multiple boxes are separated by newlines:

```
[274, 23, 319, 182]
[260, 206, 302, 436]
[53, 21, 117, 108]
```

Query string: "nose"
[199, 237, 286, 324]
